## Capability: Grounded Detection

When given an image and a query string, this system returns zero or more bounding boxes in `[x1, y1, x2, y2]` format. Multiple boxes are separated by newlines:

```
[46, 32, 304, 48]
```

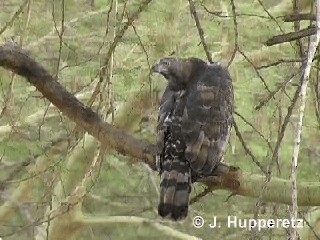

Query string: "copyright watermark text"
[193, 215, 304, 231]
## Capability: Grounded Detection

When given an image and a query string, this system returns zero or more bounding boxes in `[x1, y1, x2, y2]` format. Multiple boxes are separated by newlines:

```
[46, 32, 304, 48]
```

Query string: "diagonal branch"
[102, 0, 153, 69]
[0, 44, 157, 170]
[1, 44, 320, 208]
[188, 0, 212, 63]
[265, 26, 316, 46]
[0, 0, 28, 35]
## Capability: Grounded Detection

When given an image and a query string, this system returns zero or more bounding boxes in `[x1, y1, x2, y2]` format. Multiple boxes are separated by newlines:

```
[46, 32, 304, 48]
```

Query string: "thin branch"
[200, 0, 270, 19]
[86, 0, 114, 109]
[233, 121, 267, 174]
[299, 210, 320, 240]
[131, 23, 151, 71]
[52, 0, 66, 78]
[257, 0, 284, 33]
[283, 13, 316, 22]
[190, 186, 212, 205]
[257, 58, 305, 69]
[19, 0, 32, 46]
[188, 0, 212, 63]
[268, 82, 302, 173]
[254, 68, 302, 110]
[227, 0, 239, 67]
[130, 19, 153, 98]
[102, 0, 153, 70]
[0, 0, 28, 35]
[234, 111, 272, 151]
[238, 49, 271, 93]
[265, 26, 316, 46]
[104, 0, 118, 122]
[26, 7, 115, 49]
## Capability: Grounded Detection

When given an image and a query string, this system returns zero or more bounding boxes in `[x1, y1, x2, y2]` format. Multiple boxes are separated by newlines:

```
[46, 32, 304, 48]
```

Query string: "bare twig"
[227, 0, 271, 95]
[130, 18, 153, 98]
[86, 0, 114, 109]
[105, 0, 118, 122]
[233, 121, 267, 174]
[27, 7, 111, 49]
[257, 58, 304, 69]
[254, 68, 302, 110]
[238, 49, 271, 93]
[190, 186, 212, 204]
[299, 211, 320, 240]
[52, 0, 66, 78]
[102, 0, 153, 70]
[227, 0, 239, 67]
[257, 0, 284, 33]
[200, 0, 270, 19]
[188, 0, 212, 63]
[0, 0, 28, 35]
[269, 82, 302, 173]
[234, 111, 272, 151]
[20, 0, 32, 46]
[131, 23, 151, 71]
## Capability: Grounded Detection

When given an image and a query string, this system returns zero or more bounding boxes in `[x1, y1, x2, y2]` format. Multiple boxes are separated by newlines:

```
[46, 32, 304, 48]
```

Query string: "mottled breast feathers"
[153, 57, 234, 220]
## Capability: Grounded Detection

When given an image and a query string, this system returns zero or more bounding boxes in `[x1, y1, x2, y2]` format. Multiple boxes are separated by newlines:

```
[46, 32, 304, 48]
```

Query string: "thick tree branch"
[203, 169, 320, 206]
[0, 44, 157, 170]
[1, 44, 320, 207]
[78, 215, 200, 240]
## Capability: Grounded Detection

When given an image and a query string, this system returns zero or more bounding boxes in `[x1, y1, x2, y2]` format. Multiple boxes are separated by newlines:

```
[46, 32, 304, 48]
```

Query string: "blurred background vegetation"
[0, 0, 319, 239]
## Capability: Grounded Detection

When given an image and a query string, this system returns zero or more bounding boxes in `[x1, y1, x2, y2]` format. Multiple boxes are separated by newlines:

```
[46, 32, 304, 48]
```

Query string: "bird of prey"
[152, 57, 234, 220]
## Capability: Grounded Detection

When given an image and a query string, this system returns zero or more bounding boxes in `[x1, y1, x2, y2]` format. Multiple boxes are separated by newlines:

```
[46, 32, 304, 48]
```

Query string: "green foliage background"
[0, 0, 319, 239]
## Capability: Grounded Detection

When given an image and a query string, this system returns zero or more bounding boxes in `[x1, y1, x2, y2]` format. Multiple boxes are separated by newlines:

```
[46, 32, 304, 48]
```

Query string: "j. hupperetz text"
[194, 216, 304, 231]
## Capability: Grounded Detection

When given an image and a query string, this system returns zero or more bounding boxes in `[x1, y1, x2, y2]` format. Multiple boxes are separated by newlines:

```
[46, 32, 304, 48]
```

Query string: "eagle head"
[152, 57, 181, 81]
[152, 57, 206, 86]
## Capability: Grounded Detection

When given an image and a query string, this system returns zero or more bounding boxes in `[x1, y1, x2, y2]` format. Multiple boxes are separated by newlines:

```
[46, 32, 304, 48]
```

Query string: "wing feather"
[182, 63, 234, 176]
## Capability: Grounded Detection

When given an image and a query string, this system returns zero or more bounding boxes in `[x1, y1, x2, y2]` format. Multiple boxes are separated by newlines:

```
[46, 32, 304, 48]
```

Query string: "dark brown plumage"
[152, 57, 234, 220]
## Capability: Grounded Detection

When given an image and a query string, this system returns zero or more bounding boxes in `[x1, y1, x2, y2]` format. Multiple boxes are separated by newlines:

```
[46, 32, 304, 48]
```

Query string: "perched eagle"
[152, 57, 234, 220]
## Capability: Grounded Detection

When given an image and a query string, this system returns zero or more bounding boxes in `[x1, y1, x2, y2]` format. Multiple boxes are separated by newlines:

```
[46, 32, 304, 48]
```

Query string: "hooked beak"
[151, 62, 162, 73]
[151, 62, 170, 80]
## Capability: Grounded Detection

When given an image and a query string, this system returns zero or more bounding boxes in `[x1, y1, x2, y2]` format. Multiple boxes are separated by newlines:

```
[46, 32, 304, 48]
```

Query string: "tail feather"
[158, 158, 191, 220]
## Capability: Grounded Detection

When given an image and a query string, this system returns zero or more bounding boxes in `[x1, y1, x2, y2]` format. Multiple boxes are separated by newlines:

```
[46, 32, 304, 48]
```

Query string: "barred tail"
[158, 158, 191, 220]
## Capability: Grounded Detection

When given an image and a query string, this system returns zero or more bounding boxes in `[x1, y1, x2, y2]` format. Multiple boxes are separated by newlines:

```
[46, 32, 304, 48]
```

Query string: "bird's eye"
[163, 61, 170, 66]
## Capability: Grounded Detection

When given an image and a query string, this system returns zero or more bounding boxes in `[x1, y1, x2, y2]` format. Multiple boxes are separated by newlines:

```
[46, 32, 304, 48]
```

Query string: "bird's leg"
[195, 163, 240, 189]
